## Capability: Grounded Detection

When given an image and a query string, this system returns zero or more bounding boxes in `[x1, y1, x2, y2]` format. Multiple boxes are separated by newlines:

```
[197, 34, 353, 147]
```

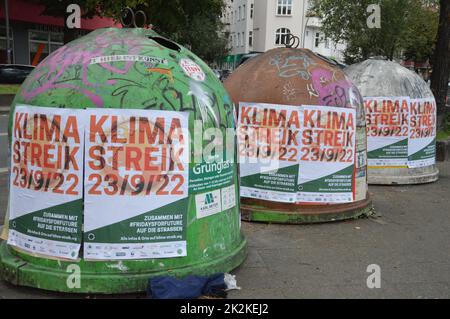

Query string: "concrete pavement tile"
[231, 266, 273, 290]
[241, 248, 266, 268]
[282, 283, 402, 299]
[391, 282, 450, 299]
[0, 280, 58, 299]
[379, 262, 450, 285]
[228, 288, 285, 299]
[260, 259, 371, 287]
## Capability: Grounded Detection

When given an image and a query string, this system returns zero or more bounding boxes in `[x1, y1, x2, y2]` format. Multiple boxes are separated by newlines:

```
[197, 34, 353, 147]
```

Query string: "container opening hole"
[149, 37, 181, 51]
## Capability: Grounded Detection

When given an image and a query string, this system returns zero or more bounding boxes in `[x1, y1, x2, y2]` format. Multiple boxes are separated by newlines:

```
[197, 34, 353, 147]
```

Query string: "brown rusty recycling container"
[224, 48, 372, 224]
[345, 59, 439, 185]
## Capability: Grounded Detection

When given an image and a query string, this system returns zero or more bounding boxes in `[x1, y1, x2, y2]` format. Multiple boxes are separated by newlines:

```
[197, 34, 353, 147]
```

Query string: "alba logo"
[204, 193, 215, 205]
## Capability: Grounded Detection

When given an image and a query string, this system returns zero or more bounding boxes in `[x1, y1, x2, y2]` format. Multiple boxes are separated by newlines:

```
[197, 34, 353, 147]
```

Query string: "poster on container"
[297, 105, 356, 203]
[354, 127, 368, 202]
[190, 155, 236, 220]
[189, 120, 236, 220]
[364, 97, 410, 167]
[238, 102, 301, 203]
[7, 105, 85, 259]
[408, 98, 436, 168]
[83, 108, 189, 260]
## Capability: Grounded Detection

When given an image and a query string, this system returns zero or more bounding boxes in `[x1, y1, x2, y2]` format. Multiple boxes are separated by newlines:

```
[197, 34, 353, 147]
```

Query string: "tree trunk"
[431, 0, 450, 131]
[389, 46, 395, 61]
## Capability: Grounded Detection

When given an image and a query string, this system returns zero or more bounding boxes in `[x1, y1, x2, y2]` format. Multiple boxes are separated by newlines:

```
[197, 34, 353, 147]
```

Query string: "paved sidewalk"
[229, 162, 450, 299]
[0, 94, 14, 114]
[0, 162, 449, 298]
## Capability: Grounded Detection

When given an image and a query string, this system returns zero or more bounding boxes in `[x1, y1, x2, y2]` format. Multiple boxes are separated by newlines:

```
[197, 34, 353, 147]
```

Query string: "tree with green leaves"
[33, 0, 229, 63]
[143, 0, 229, 63]
[313, 0, 448, 130]
[312, 0, 439, 64]
[402, 2, 439, 63]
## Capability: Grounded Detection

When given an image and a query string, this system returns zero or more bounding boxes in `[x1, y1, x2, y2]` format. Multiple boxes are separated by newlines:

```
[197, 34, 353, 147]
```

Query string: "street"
[0, 113, 8, 225]
[0, 162, 449, 298]
[0, 113, 8, 172]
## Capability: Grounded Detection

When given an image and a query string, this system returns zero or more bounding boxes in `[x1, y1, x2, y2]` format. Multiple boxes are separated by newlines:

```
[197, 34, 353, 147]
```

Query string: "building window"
[235, 10, 237, 22]
[242, 32, 245, 47]
[0, 27, 14, 64]
[238, 33, 241, 47]
[315, 32, 320, 48]
[250, 3, 254, 19]
[249, 31, 253, 47]
[275, 28, 291, 45]
[231, 12, 234, 24]
[238, 6, 241, 21]
[29, 30, 63, 65]
[277, 0, 293, 16]
[243, 5, 246, 20]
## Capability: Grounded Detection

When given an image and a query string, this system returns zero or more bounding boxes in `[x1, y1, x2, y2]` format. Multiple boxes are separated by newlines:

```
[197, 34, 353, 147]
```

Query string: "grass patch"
[438, 112, 450, 139]
[437, 113, 450, 141]
[0, 84, 20, 95]
[437, 130, 450, 141]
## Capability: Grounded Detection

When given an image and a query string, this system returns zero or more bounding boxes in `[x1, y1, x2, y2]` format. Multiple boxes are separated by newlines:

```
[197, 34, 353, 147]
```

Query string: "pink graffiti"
[20, 30, 148, 107]
[310, 68, 354, 108]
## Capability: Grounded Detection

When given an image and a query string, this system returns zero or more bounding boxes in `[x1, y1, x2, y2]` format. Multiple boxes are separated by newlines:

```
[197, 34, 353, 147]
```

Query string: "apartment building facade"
[222, 0, 345, 69]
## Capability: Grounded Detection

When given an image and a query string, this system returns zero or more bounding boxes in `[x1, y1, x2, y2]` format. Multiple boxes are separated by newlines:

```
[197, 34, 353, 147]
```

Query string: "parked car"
[220, 69, 231, 82]
[315, 53, 347, 69]
[238, 52, 262, 67]
[0, 64, 35, 84]
[212, 69, 221, 79]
